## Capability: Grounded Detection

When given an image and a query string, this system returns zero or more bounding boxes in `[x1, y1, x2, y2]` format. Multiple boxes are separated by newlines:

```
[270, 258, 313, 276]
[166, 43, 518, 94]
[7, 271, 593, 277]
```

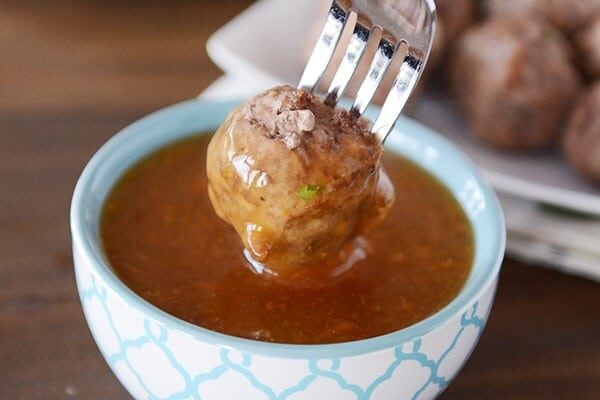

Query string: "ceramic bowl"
[71, 99, 505, 400]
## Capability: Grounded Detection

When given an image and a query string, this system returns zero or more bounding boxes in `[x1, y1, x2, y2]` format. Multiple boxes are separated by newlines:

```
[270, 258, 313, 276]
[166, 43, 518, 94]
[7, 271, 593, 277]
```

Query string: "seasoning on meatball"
[485, 0, 600, 34]
[575, 17, 600, 78]
[450, 16, 581, 150]
[207, 86, 394, 275]
[563, 82, 600, 183]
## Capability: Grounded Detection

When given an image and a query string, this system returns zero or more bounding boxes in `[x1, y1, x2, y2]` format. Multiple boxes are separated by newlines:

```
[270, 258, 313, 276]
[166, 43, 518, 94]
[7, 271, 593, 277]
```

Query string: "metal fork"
[299, 0, 436, 143]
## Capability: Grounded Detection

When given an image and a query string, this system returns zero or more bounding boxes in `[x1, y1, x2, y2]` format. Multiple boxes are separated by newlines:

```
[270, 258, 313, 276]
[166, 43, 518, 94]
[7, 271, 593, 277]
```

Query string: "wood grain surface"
[0, 1, 598, 399]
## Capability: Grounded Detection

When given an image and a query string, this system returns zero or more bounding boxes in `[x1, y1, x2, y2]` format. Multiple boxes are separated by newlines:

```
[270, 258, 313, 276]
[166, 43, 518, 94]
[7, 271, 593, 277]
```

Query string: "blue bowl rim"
[71, 98, 506, 359]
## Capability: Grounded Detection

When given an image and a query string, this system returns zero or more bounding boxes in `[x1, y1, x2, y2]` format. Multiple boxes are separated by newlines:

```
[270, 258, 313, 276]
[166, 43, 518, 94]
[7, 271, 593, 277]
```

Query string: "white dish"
[207, 0, 600, 216]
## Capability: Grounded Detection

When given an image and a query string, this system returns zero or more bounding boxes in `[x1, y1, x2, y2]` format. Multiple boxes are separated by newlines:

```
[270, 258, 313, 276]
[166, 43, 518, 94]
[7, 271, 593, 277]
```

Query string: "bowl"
[71, 99, 505, 400]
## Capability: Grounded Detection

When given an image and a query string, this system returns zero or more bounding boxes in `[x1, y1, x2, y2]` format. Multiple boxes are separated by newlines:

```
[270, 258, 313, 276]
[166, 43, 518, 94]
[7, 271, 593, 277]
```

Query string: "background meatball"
[486, 0, 600, 34]
[207, 86, 394, 275]
[450, 16, 581, 150]
[575, 17, 600, 78]
[563, 82, 600, 182]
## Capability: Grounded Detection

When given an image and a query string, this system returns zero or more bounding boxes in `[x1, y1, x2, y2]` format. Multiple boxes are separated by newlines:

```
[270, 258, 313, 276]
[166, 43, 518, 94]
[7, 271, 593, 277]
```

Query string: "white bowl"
[71, 99, 505, 400]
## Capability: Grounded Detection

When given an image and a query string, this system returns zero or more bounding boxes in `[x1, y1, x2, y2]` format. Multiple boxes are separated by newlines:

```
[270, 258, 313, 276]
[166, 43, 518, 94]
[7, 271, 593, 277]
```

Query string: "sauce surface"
[101, 134, 473, 344]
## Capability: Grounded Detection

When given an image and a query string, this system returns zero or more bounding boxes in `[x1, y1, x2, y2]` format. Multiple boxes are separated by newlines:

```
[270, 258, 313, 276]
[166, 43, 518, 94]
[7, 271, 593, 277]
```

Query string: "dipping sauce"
[101, 134, 473, 344]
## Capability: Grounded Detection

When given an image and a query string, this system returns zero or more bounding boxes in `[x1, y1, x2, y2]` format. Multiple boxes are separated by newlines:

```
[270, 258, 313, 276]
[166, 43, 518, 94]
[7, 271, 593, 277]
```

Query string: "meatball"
[563, 82, 600, 182]
[575, 17, 600, 78]
[207, 86, 394, 275]
[450, 16, 581, 150]
[486, 0, 600, 34]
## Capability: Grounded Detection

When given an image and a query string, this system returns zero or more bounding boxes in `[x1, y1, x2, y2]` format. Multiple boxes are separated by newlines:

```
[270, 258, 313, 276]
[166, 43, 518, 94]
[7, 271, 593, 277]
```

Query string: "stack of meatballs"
[438, 0, 600, 183]
[308, 0, 600, 183]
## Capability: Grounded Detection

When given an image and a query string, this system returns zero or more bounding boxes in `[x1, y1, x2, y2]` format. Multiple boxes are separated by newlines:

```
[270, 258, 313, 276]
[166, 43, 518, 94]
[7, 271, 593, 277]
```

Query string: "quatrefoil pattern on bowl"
[76, 255, 496, 400]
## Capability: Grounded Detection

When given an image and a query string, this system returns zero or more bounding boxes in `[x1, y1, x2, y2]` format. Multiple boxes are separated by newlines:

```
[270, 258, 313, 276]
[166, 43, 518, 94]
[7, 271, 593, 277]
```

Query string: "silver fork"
[299, 0, 436, 143]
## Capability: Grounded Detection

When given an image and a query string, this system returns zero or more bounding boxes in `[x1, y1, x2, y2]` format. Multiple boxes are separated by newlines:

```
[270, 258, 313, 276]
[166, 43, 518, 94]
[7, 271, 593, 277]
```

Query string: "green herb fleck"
[298, 184, 322, 200]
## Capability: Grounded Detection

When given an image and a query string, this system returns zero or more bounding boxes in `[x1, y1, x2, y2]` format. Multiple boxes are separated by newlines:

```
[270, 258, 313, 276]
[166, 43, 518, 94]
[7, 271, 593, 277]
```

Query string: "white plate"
[207, 0, 600, 216]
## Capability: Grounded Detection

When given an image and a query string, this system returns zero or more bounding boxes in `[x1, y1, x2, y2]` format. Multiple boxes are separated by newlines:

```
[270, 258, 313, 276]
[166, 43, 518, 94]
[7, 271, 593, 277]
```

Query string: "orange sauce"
[101, 134, 473, 344]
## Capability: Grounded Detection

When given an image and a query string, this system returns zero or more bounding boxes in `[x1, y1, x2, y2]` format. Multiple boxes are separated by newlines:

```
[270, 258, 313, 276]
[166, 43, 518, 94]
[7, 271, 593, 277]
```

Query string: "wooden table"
[1, 1, 598, 399]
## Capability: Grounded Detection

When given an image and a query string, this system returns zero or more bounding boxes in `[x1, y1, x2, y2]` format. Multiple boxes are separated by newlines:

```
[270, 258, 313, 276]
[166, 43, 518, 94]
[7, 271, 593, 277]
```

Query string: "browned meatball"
[563, 82, 600, 183]
[450, 16, 581, 150]
[575, 17, 600, 78]
[486, 0, 600, 34]
[207, 86, 394, 275]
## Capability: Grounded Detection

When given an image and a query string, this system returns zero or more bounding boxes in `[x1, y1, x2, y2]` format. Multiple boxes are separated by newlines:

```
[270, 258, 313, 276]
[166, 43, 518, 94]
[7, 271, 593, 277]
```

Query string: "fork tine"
[350, 35, 397, 116]
[324, 19, 371, 106]
[372, 48, 424, 143]
[298, 1, 348, 92]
